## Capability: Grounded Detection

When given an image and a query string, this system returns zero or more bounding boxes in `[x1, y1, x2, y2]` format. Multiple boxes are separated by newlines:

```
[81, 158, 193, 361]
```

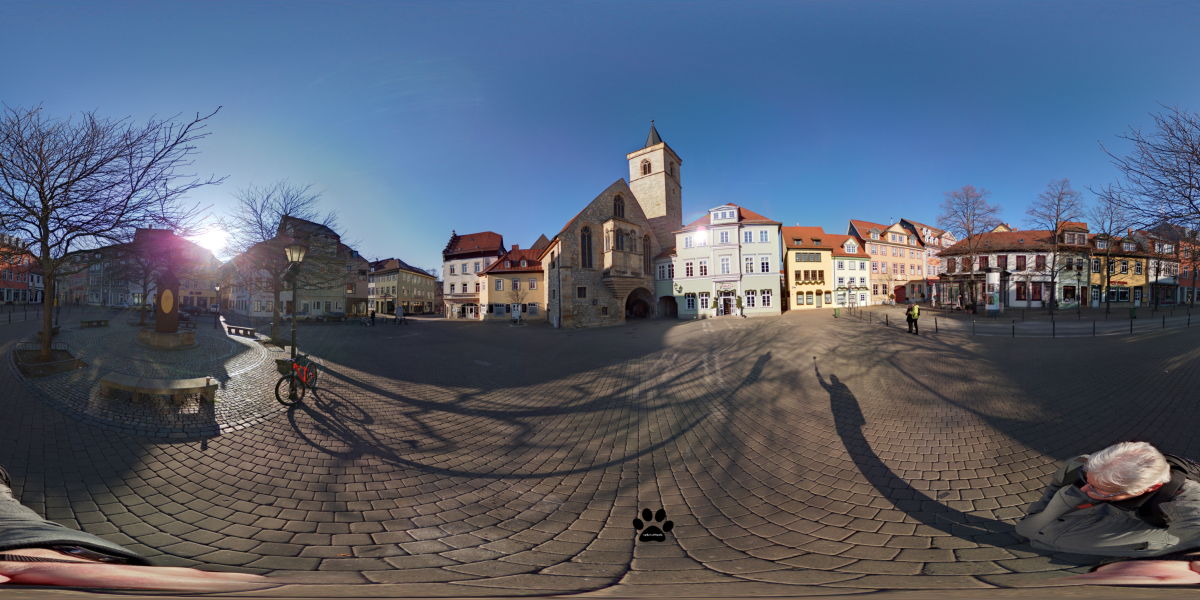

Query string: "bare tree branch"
[937, 185, 1001, 307]
[0, 105, 223, 360]
[1025, 178, 1084, 314]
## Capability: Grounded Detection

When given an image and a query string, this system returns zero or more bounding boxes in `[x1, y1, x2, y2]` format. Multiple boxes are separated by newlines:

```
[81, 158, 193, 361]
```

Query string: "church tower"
[627, 123, 682, 250]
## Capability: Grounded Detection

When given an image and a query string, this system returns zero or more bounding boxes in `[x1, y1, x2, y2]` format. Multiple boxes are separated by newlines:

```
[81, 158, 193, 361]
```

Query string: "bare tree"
[0, 105, 217, 361]
[1090, 186, 1135, 315]
[937, 185, 1001, 310]
[1104, 106, 1200, 230]
[219, 181, 344, 342]
[1025, 179, 1084, 315]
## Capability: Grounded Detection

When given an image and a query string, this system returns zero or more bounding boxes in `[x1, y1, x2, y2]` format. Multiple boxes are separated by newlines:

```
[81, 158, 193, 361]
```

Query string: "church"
[540, 125, 683, 328]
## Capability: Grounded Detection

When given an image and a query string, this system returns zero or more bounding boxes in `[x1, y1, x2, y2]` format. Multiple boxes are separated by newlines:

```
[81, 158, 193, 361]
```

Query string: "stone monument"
[138, 268, 196, 349]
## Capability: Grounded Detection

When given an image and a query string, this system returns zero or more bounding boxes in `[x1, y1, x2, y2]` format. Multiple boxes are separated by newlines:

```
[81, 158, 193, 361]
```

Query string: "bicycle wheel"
[305, 362, 320, 391]
[274, 374, 306, 406]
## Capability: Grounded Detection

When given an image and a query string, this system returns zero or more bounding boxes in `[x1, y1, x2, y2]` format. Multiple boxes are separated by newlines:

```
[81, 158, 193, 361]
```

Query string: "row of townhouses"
[438, 127, 961, 327]
[437, 127, 1200, 328]
[0, 233, 44, 304]
[218, 216, 437, 321]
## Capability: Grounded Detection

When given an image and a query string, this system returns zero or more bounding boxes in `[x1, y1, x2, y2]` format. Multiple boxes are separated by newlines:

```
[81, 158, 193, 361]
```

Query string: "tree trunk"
[38, 274, 55, 362]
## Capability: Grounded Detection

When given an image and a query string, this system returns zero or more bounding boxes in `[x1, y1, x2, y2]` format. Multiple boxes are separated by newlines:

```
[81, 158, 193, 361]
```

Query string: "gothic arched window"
[581, 227, 593, 268]
[613, 195, 625, 218]
[615, 229, 625, 251]
[641, 160, 651, 176]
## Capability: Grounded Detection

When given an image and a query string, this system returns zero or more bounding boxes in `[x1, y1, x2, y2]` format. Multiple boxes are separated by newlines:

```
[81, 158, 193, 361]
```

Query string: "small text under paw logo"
[633, 508, 673, 542]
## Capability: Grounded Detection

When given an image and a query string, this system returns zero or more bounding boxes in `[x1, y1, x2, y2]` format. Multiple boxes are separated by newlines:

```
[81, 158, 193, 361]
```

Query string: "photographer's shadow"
[815, 360, 1019, 544]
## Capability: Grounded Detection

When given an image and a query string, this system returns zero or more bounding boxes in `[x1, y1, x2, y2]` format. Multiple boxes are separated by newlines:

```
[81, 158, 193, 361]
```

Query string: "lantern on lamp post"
[284, 239, 308, 360]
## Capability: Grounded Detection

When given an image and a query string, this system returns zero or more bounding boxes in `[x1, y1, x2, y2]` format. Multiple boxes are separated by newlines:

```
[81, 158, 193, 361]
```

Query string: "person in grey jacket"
[1015, 441, 1200, 557]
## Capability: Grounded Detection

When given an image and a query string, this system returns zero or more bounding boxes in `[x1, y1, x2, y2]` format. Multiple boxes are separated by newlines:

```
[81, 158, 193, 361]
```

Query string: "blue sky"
[2, 1, 1198, 273]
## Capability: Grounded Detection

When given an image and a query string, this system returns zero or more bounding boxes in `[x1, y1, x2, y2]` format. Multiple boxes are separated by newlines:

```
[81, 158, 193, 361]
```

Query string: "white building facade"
[660, 203, 782, 319]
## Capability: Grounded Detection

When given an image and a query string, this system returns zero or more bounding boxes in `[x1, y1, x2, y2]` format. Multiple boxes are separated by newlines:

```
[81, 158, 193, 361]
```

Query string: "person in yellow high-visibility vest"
[906, 303, 920, 335]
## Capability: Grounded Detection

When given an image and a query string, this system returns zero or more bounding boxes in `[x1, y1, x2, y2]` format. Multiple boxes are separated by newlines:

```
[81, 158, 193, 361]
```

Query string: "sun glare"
[188, 228, 228, 255]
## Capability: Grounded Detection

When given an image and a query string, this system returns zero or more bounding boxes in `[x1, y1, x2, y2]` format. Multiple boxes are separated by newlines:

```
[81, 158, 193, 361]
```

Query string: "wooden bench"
[227, 325, 255, 338]
[80, 319, 109, 328]
[99, 373, 217, 403]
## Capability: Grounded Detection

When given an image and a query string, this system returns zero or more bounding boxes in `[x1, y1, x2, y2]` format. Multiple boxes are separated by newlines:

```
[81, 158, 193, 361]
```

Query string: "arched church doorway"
[625, 288, 654, 320]
[657, 296, 678, 318]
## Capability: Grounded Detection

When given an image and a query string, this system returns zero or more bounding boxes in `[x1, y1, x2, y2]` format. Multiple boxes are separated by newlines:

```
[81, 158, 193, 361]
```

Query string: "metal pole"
[1011, 321, 1015, 338]
[1092, 320, 1096, 336]
[290, 272, 298, 361]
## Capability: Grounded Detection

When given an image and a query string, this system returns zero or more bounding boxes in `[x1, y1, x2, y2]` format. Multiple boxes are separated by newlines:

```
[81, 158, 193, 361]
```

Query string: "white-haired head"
[1086, 441, 1171, 493]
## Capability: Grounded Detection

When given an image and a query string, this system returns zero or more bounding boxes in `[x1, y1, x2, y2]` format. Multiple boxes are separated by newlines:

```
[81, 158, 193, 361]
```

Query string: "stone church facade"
[540, 125, 682, 328]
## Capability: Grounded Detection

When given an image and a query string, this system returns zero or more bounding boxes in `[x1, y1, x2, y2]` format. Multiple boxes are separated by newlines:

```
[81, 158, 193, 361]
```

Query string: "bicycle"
[275, 354, 320, 406]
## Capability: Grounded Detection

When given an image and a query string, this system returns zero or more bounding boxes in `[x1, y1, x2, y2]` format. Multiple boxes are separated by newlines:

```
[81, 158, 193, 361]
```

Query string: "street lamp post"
[284, 240, 308, 360]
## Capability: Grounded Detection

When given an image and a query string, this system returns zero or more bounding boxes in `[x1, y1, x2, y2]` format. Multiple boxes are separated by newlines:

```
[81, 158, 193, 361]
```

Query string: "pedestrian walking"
[369, 309, 375, 326]
[395, 304, 405, 325]
[906, 302, 920, 335]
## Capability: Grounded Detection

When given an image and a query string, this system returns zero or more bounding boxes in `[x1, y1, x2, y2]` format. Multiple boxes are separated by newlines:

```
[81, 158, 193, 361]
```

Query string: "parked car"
[180, 305, 205, 316]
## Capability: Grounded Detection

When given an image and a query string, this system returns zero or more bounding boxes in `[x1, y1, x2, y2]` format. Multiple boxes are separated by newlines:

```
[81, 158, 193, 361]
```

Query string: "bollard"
[1012, 321, 1015, 338]
[1163, 315, 1167, 329]
[935, 317, 938, 333]
[885, 314, 889, 327]
[1130, 317, 1134, 335]
[973, 320, 976, 336]
[1052, 320, 1056, 338]
[1093, 320, 1096, 336]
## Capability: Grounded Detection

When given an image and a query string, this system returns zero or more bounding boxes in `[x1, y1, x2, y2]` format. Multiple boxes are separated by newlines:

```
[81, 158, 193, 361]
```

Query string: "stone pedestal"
[138, 329, 196, 350]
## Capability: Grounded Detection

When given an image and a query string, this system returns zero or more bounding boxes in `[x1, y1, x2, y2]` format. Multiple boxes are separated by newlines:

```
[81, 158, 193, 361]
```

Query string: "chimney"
[511, 244, 519, 251]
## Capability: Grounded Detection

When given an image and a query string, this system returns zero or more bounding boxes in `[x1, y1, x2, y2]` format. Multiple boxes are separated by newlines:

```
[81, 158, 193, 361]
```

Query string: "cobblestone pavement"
[17, 309, 285, 437]
[3, 308, 1200, 598]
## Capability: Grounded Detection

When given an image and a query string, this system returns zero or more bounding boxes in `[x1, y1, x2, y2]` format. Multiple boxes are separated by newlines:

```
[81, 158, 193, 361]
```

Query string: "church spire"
[644, 120, 663, 148]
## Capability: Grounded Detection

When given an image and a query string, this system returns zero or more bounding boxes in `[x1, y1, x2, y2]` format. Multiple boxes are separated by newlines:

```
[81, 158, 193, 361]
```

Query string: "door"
[721, 297, 732, 316]
[893, 285, 906, 304]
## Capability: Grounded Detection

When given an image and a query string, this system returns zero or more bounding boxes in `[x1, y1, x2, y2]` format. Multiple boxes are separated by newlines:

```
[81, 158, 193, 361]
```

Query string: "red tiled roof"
[654, 246, 677, 261]
[678, 204, 781, 231]
[782, 226, 829, 249]
[1058, 221, 1089, 232]
[479, 248, 544, 275]
[445, 231, 504, 256]
[782, 228, 867, 258]
[940, 230, 1057, 255]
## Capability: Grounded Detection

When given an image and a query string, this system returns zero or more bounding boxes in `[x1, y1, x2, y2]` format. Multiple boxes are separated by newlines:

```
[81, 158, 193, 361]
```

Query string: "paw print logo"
[633, 508, 674, 542]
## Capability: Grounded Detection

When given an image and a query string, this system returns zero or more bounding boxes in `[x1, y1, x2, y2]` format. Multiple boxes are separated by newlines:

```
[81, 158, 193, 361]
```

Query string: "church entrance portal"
[625, 288, 654, 320]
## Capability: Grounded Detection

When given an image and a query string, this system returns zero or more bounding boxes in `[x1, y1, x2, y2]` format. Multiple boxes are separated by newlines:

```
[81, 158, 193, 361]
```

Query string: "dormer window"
[505, 261, 512, 267]
[846, 242, 857, 254]
[1097, 239, 1108, 249]
[870, 232, 879, 240]
[520, 260, 527, 267]
[1123, 241, 1136, 252]
[640, 160, 651, 176]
